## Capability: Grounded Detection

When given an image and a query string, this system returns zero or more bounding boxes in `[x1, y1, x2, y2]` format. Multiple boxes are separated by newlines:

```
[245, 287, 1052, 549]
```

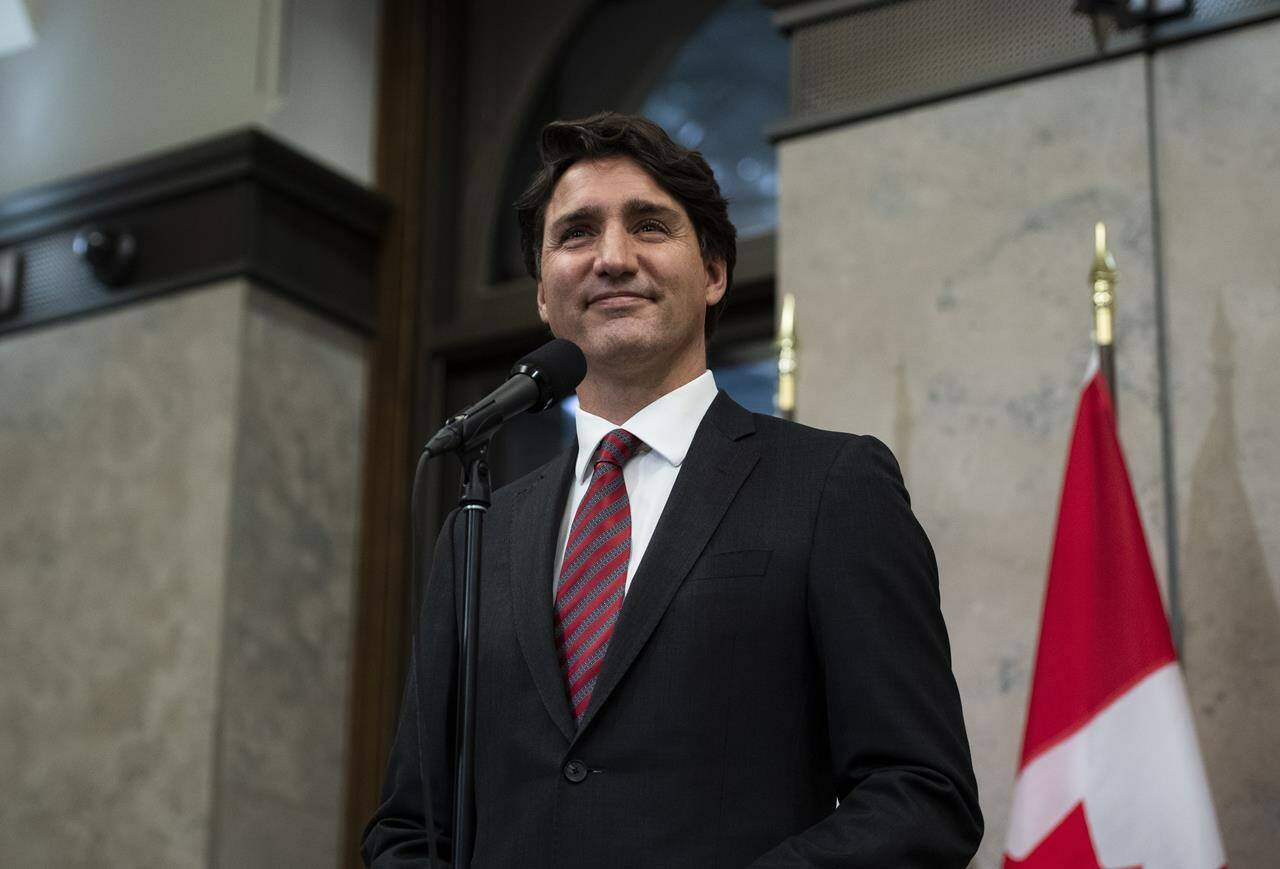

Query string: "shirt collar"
[573, 370, 719, 482]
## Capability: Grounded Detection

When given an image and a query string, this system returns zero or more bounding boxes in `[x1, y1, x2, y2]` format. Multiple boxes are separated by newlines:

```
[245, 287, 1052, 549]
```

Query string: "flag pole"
[775, 292, 797, 421]
[1090, 221, 1118, 415]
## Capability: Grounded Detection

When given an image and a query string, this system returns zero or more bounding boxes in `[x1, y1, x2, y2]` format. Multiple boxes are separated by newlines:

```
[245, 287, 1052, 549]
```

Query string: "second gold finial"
[1090, 222, 1118, 347]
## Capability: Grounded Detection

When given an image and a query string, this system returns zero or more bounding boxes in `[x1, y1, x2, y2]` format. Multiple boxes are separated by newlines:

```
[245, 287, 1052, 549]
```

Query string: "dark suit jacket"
[363, 392, 982, 867]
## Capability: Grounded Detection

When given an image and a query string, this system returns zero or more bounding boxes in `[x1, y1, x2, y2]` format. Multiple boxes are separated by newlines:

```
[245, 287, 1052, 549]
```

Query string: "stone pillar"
[0, 131, 384, 868]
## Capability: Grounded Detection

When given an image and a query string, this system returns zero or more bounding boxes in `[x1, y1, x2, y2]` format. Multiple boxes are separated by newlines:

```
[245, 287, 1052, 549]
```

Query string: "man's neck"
[576, 362, 708, 425]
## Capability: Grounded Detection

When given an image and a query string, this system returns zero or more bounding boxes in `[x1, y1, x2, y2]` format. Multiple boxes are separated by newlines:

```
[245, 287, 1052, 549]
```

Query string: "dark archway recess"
[490, 0, 788, 284]
[488, 0, 724, 284]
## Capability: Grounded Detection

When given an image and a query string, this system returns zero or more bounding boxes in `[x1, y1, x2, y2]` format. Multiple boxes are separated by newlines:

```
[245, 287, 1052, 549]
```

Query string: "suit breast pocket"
[692, 548, 772, 583]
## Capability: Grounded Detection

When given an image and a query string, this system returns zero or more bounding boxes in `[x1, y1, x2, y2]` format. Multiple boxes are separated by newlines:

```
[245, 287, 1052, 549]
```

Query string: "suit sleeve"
[751, 436, 983, 867]
[361, 509, 460, 868]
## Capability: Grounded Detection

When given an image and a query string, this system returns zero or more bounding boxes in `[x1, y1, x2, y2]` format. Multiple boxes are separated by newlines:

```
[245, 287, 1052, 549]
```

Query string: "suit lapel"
[509, 448, 578, 742]
[575, 392, 759, 737]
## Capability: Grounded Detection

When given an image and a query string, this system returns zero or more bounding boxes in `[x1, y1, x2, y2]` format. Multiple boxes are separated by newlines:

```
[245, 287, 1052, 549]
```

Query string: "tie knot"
[593, 428, 641, 468]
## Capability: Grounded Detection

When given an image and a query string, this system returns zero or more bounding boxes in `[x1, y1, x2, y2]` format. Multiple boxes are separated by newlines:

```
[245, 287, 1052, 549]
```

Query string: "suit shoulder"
[749, 413, 897, 466]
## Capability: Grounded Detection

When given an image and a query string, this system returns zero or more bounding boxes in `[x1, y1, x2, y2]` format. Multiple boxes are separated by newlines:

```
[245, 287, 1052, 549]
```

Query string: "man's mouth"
[587, 290, 651, 307]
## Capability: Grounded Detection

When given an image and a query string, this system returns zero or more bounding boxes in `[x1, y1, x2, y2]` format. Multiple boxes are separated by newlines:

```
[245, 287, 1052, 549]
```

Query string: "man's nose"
[594, 223, 638, 278]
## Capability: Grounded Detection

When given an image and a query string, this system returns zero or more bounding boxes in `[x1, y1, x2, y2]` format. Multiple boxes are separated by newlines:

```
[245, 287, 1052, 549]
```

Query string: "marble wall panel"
[779, 57, 1161, 867]
[210, 288, 367, 869]
[0, 279, 369, 867]
[0, 282, 247, 867]
[1155, 21, 1280, 865]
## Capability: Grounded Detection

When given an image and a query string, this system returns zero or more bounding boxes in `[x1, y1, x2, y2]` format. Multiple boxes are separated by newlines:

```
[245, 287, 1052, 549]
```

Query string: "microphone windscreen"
[512, 339, 587, 405]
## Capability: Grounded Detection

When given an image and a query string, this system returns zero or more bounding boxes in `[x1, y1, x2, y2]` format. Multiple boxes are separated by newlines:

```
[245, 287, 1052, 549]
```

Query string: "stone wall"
[1156, 22, 1280, 868]
[0, 283, 242, 866]
[0, 282, 367, 868]
[779, 21, 1280, 867]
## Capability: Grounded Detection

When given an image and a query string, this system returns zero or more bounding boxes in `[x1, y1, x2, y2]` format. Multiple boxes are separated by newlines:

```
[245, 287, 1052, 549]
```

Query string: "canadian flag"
[1003, 362, 1227, 868]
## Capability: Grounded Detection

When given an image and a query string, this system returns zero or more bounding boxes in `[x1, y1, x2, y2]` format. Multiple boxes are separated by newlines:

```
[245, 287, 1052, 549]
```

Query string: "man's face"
[535, 156, 726, 375]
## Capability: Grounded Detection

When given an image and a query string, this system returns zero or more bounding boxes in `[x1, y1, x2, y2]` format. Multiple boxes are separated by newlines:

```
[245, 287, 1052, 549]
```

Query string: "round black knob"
[72, 225, 138, 287]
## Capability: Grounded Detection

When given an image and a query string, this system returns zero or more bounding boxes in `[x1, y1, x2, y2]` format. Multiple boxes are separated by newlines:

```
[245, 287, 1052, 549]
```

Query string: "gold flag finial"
[775, 293, 797, 419]
[1090, 222, 1118, 347]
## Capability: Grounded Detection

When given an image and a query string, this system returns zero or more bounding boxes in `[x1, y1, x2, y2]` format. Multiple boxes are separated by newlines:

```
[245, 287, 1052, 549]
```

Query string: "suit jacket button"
[563, 759, 588, 783]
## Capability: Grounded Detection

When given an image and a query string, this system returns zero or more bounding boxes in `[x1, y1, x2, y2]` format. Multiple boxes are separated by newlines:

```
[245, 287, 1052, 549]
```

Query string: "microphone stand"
[450, 435, 490, 869]
[414, 338, 585, 867]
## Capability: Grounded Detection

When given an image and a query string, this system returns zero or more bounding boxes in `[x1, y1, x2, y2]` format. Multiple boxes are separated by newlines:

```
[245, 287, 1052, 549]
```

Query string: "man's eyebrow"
[621, 199, 681, 220]
[548, 205, 604, 233]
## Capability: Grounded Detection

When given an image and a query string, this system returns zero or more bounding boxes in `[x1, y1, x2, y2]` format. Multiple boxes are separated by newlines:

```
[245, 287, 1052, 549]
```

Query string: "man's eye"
[560, 227, 589, 242]
[637, 220, 667, 234]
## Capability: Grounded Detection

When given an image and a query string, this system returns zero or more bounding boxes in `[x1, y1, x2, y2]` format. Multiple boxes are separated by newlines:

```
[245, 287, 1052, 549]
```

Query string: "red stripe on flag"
[1019, 371, 1177, 767]
[1003, 803, 1117, 869]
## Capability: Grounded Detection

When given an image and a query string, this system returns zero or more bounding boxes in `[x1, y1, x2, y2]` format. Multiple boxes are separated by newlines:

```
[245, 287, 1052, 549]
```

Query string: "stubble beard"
[579, 310, 705, 389]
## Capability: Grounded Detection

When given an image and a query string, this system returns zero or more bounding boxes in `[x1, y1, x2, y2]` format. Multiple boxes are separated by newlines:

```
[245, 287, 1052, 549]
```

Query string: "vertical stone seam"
[1144, 51, 1183, 652]
[205, 281, 252, 868]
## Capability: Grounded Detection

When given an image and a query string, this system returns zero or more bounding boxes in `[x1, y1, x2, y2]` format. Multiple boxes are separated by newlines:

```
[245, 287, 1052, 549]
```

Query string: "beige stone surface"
[211, 288, 367, 868]
[0, 283, 246, 867]
[1155, 21, 1280, 865]
[779, 57, 1161, 867]
[0, 282, 368, 868]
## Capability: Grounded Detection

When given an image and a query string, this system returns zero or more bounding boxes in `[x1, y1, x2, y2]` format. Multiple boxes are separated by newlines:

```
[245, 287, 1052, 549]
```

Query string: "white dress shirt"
[552, 370, 719, 598]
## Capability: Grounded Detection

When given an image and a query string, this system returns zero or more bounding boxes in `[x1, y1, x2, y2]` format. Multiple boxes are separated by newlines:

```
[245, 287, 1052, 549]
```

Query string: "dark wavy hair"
[515, 112, 737, 342]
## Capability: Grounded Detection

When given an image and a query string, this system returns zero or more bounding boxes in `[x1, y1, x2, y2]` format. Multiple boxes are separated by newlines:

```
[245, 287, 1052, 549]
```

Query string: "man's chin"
[581, 329, 664, 369]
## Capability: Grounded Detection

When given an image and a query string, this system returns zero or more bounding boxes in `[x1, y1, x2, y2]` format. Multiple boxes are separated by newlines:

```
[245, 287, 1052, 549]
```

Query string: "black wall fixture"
[0, 129, 389, 337]
[0, 249, 21, 320]
[72, 225, 138, 287]
[1074, 0, 1194, 31]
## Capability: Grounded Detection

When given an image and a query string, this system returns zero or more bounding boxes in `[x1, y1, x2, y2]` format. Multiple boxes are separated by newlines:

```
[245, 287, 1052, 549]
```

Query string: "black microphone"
[424, 338, 587, 457]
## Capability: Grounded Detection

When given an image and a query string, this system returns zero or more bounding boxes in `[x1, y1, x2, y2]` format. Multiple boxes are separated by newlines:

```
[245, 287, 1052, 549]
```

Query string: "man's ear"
[703, 257, 728, 306]
[536, 280, 550, 325]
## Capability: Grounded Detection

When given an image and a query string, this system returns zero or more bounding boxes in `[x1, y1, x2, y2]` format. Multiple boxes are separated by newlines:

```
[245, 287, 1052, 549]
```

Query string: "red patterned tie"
[554, 428, 642, 725]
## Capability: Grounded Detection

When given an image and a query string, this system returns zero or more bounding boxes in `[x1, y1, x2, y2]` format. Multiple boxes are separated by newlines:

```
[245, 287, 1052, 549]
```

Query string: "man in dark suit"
[363, 113, 982, 867]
